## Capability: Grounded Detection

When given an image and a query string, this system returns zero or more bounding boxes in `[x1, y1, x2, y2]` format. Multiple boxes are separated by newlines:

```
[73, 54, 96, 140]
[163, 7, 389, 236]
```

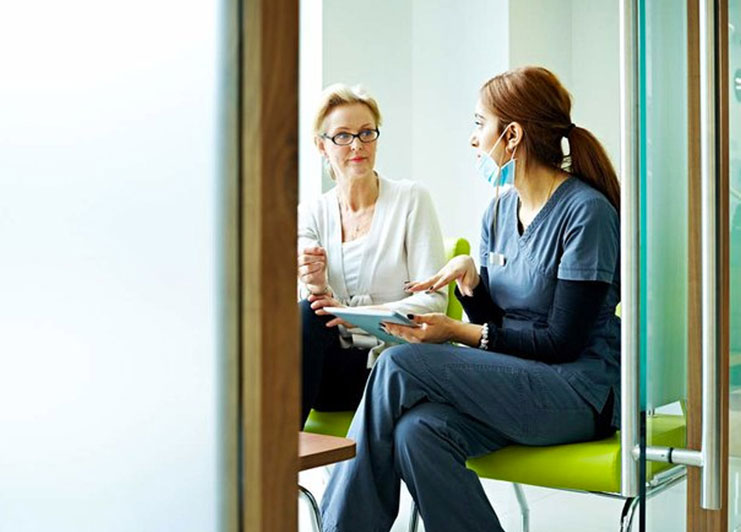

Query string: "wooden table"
[299, 431, 356, 471]
[298, 431, 356, 531]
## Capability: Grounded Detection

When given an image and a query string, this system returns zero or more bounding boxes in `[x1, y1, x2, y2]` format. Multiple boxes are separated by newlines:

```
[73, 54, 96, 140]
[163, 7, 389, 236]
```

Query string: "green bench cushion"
[305, 411, 686, 494]
[467, 414, 686, 493]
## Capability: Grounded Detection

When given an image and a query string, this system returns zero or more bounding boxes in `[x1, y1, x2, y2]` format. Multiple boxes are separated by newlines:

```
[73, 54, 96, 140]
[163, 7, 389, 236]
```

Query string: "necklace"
[338, 175, 379, 242]
[340, 202, 374, 241]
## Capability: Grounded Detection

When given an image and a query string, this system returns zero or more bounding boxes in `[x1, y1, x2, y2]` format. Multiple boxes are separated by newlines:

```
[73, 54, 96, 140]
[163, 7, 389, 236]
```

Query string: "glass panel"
[640, 0, 689, 414]
[0, 1, 232, 530]
[639, 0, 689, 530]
[728, 2, 741, 530]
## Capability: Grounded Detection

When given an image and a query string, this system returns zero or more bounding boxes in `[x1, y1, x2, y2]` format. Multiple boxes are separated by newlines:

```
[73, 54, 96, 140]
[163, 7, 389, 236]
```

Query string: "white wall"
[322, 0, 413, 191]
[509, 0, 620, 171]
[509, 0, 573, 88]
[570, 0, 620, 172]
[410, 0, 509, 256]
[299, 0, 324, 205]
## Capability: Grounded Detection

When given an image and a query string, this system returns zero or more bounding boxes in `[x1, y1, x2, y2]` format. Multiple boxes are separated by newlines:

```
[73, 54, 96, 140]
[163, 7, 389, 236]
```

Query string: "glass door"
[0, 1, 238, 530]
[728, 2, 741, 530]
[633, 0, 735, 530]
[637, 0, 690, 530]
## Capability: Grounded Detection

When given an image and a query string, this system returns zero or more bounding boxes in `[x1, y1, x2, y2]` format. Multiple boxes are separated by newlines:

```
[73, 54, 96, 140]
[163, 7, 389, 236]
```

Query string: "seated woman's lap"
[313, 347, 370, 411]
[377, 343, 598, 447]
[300, 299, 370, 414]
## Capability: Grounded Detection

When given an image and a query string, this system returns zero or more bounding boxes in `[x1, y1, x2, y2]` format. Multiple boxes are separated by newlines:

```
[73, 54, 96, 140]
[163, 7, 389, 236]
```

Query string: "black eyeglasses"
[321, 128, 380, 146]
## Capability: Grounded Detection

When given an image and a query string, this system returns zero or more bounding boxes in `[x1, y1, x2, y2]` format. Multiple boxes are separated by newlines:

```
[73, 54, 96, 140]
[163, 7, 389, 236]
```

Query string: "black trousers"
[300, 299, 371, 427]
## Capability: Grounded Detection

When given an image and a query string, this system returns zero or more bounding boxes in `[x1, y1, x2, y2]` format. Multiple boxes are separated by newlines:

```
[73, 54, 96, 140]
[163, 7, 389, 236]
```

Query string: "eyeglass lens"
[327, 129, 379, 145]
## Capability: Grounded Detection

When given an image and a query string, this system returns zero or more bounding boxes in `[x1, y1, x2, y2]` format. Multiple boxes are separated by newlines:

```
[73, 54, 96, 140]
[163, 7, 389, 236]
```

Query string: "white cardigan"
[298, 176, 448, 365]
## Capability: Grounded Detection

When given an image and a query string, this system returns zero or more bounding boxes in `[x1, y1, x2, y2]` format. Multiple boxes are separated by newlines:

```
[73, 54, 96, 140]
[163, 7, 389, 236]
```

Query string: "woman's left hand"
[382, 313, 455, 344]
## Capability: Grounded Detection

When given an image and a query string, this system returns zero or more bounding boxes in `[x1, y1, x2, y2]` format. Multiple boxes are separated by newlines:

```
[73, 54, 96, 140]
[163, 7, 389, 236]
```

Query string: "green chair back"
[443, 237, 471, 321]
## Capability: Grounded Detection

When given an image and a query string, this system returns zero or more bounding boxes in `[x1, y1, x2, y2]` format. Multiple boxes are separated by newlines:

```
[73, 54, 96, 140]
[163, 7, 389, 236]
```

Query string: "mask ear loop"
[490, 138, 517, 267]
[477, 127, 509, 172]
[503, 145, 517, 177]
[491, 143, 512, 266]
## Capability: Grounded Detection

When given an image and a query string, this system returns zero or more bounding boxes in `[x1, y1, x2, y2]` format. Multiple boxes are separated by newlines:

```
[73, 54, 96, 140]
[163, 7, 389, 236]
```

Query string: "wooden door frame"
[236, 1, 736, 529]
[241, 0, 300, 530]
[687, 0, 730, 530]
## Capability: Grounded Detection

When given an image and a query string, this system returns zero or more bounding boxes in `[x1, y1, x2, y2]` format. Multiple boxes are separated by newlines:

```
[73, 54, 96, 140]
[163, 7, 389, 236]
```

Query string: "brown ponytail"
[567, 126, 620, 211]
[480, 66, 620, 211]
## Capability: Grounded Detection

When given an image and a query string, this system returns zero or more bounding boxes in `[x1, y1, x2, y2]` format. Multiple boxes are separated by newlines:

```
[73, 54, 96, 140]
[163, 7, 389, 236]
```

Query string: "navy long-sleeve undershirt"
[455, 267, 611, 364]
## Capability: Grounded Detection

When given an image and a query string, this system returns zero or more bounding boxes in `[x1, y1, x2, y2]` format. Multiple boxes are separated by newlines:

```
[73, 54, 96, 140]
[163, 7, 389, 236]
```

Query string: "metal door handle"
[698, 0, 721, 511]
[619, 0, 640, 500]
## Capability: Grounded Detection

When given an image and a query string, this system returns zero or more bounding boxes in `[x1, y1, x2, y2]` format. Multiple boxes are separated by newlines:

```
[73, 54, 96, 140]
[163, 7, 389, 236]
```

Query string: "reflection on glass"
[729, 2, 741, 530]
[640, 1, 689, 530]
[641, 0, 689, 415]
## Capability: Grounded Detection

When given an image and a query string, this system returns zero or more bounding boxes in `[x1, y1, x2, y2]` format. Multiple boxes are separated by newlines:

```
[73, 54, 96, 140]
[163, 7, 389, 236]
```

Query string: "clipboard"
[323, 307, 418, 344]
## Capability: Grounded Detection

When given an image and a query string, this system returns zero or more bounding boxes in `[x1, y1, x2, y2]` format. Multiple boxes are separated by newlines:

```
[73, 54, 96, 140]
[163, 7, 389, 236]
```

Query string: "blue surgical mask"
[476, 127, 517, 187]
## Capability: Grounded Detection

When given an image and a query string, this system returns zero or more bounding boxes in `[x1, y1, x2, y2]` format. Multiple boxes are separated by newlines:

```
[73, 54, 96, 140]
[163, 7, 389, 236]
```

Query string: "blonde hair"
[313, 83, 382, 136]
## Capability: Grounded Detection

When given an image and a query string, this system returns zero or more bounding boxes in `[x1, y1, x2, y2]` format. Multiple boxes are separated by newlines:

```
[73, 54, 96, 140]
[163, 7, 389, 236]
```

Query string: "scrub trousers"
[320, 342, 601, 532]
[301, 299, 371, 428]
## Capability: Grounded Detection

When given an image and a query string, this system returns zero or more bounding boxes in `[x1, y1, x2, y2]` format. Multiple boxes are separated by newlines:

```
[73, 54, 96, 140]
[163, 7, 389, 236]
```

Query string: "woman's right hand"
[404, 255, 480, 297]
[298, 246, 328, 295]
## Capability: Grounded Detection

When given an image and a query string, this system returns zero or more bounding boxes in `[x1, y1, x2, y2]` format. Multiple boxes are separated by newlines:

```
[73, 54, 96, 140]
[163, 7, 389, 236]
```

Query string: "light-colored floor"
[298, 466, 687, 532]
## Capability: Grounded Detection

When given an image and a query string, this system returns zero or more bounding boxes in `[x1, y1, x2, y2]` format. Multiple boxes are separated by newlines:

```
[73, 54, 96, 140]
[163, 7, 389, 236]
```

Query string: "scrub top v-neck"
[479, 177, 622, 424]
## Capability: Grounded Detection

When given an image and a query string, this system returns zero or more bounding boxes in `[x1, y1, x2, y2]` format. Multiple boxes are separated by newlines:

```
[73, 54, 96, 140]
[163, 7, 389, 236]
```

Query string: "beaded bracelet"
[479, 323, 490, 351]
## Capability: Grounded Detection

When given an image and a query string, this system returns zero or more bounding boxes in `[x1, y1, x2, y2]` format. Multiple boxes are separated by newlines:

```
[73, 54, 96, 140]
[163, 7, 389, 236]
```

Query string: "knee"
[369, 344, 431, 400]
[375, 344, 416, 373]
[393, 404, 443, 460]
[368, 344, 414, 388]
[300, 298, 328, 333]
[394, 411, 426, 452]
[299, 298, 315, 324]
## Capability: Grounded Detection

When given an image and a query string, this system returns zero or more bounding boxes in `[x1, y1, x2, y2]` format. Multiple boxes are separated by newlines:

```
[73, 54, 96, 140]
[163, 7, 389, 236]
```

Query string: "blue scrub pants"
[320, 343, 599, 532]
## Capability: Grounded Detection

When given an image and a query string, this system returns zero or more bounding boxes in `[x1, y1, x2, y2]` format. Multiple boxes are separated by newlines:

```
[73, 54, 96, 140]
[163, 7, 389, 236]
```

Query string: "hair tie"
[565, 123, 576, 137]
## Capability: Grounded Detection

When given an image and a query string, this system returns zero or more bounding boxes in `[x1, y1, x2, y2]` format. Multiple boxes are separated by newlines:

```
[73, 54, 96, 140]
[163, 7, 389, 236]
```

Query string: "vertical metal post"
[619, 0, 641, 499]
[699, 0, 721, 511]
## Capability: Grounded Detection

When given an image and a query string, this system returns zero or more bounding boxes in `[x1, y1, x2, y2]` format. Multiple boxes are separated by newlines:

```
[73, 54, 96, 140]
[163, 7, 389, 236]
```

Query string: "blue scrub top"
[480, 177, 621, 427]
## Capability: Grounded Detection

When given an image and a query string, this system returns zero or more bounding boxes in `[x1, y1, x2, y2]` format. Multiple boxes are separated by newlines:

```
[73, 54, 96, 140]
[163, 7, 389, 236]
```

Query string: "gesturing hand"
[298, 246, 328, 295]
[404, 255, 480, 297]
[382, 313, 455, 344]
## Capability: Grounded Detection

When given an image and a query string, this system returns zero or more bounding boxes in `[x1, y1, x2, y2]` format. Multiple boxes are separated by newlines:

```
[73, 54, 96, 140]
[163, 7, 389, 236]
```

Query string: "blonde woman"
[298, 84, 447, 427]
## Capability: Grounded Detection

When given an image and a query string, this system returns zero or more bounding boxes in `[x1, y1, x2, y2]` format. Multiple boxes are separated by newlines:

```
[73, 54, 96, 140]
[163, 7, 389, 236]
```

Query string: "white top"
[341, 236, 365, 296]
[298, 175, 448, 365]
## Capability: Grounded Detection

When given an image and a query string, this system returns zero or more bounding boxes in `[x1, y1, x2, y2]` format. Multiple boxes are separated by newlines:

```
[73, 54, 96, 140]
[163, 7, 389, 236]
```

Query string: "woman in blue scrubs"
[320, 66, 621, 532]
